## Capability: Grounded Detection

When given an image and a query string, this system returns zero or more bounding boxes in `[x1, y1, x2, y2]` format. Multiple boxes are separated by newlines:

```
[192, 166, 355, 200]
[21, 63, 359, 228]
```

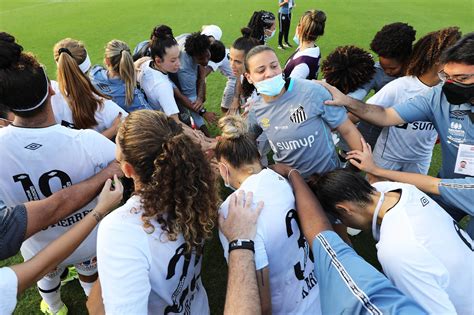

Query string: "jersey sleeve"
[97, 217, 151, 314]
[438, 178, 474, 216]
[79, 130, 116, 173]
[392, 90, 436, 123]
[153, 79, 180, 116]
[314, 83, 348, 129]
[99, 99, 129, 129]
[366, 82, 398, 108]
[289, 63, 310, 80]
[347, 88, 369, 101]
[0, 267, 18, 315]
[377, 239, 457, 314]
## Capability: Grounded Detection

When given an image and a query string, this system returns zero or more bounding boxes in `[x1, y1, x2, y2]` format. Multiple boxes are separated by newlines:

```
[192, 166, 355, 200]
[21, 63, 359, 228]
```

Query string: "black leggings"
[278, 12, 291, 45]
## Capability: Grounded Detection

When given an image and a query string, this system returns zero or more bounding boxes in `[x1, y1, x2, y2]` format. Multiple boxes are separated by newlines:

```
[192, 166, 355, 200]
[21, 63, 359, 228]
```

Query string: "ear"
[154, 56, 163, 66]
[48, 84, 56, 97]
[244, 72, 253, 85]
[335, 202, 352, 216]
[121, 161, 136, 179]
[104, 57, 111, 67]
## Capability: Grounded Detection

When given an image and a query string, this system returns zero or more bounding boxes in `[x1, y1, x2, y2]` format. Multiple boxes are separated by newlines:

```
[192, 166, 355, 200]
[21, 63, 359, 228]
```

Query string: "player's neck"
[371, 191, 401, 225]
[300, 41, 315, 51]
[418, 67, 441, 87]
[12, 104, 57, 128]
[234, 162, 263, 189]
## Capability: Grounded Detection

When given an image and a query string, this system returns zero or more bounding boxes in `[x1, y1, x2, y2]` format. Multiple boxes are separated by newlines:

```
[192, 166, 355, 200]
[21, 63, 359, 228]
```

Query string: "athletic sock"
[79, 279, 94, 297]
[38, 276, 63, 313]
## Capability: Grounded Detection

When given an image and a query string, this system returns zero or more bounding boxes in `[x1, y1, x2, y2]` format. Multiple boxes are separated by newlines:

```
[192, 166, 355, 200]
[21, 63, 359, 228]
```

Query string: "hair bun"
[241, 27, 252, 38]
[152, 25, 174, 40]
[218, 115, 248, 139]
[0, 32, 23, 69]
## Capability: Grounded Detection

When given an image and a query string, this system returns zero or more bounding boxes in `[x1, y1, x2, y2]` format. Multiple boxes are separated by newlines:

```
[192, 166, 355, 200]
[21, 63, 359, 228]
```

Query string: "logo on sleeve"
[420, 197, 429, 207]
[290, 106, 307, 124]
[260, 118, 270, 129]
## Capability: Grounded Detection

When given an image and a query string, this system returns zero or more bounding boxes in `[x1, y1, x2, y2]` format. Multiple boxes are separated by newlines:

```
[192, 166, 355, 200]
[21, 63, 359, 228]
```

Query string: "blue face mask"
[253, 74, 286, 96]
[293, 34, 300, 46]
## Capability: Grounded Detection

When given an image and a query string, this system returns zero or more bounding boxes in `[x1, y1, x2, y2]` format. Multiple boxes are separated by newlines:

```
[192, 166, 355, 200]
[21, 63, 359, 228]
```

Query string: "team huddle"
[0, 2, 473, 315]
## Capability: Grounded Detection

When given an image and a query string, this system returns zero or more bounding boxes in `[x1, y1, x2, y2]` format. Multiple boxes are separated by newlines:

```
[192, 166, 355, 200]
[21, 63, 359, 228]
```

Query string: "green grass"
[1, 0, 472, 313]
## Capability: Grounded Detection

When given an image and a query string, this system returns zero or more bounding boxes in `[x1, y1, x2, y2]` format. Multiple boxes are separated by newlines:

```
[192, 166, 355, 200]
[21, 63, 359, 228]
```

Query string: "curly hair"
[370, 22, 416, 62]
[406, 27, 461, 77]
[184, 32, 211, 57]
[0, 32, 48, 117]
[322, 45, 375, 94]
[117, 110, 218, 253]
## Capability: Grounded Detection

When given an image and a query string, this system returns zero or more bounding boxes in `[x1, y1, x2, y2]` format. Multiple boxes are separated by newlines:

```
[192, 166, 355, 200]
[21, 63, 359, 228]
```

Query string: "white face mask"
[264, 29, 276, 42]
[253, 74, 286, 96]
[220, 163, 237, 191]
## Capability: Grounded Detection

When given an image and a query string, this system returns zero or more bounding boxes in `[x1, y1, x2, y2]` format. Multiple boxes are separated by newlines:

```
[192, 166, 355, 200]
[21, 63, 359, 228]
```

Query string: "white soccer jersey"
[0, 267, 17, 315]
[0, 124, 115, 264]
[370, 76, 438, 165]
[137, 60, 180, 116]
[219, 169, 321, 315]
[98, 195, 209, 315]
[373, 182, 474, 315]
[50, 80, 128, 132]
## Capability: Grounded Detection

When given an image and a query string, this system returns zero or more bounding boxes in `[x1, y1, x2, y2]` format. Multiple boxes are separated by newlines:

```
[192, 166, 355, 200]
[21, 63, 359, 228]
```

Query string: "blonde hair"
[215, 115, 260, 168]
[299, 10, 326, 43]
[54, 38, 107, 129]
[117, 110, 218, 253]
[105, 40, 136, 106]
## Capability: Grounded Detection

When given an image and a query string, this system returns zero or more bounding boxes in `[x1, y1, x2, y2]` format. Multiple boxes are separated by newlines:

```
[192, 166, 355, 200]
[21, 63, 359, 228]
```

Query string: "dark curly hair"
[209, 39, 226, 63]
[150, 24, 178, 60]
[117, 110, 218, 253]
[322, 45, 375, 94]
[247, 10, 275, 44]
[406, 27, 461, 77]
[370, 22, 416, 63]
[0, 32, 49, 118]
[184, 32, 211, 57]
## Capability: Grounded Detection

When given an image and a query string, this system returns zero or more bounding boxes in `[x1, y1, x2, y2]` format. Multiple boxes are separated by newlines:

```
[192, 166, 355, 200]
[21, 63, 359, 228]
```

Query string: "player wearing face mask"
[247, 11, 277, 45]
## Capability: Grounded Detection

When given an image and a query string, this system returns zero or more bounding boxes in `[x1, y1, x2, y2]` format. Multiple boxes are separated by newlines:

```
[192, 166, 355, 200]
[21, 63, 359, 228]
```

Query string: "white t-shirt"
[0, 124, 115, 263]
[287, 47, 321, 79]
[98, 195, 209, 315]
[0, 267, 17, 315]
[370, 76, 438, 164]
[219, 169, 321, 315]
[137, 61, 180, 116]
[374, 182, 474, 315]
[51, 80, 128, 132]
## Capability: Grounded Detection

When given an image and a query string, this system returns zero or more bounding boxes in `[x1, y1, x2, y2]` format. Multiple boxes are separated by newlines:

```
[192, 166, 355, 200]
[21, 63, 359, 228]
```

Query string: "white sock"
[37, 275, 63, 313]
[79, 279, 94, 297]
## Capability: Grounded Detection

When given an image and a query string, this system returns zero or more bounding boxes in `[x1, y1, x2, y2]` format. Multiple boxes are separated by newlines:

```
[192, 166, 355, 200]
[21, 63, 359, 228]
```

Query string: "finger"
[229, 193, 237, 210]
[346, 150, 362, 156]
[236, 190, 245, 208]
[367, 143, 372, 154]
[254, 201, 264, 217]
[244, 191, 254, 209]
[113, 175, 124, 193]
[360, 137, 366, 149]
[324, 100, 339, 106]
[102, 178, 112, 192]
[348, 158, 361, 169]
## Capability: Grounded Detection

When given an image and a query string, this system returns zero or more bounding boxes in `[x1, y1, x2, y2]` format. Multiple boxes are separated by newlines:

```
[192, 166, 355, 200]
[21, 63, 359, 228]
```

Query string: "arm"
[289, 64, 310, 80]
[228, 79, 243, 115]
[87, 279, 105, 315]
[346, 139, 441, 195]
[316, 80, 405, 127]
[101, 112, 122, 140]
[256, 268, 272, 315]
[335, 119, 364, 152]
[279, 0, 289, 6]
[173, 87, 199, 112]
[219, 191, 264, 315]
[196, 65, 207, 106]
[11, 177, 123, 294]
[270, 164, 332, 248]
[23, 161, 122, 239]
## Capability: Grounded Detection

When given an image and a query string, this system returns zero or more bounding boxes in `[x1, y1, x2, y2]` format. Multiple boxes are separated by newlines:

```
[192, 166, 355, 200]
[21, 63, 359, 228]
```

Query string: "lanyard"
[371, 192, 385, 242]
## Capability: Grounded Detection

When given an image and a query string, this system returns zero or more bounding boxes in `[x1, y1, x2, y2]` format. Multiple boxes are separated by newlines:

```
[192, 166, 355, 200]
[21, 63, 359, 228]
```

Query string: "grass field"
[1, 0, 472, 314]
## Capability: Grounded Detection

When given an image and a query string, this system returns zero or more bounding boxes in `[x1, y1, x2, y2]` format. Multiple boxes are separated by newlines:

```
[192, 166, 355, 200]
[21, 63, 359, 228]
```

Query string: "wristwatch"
[228, 239, 255, 253]
[199, 108, 207, 116]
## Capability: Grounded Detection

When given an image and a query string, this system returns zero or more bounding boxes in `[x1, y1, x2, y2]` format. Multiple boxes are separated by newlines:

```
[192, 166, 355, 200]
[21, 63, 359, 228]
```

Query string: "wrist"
[228, 239, 255, 253]
[287, 168, 300, 180]
[199, 108, 207, 116]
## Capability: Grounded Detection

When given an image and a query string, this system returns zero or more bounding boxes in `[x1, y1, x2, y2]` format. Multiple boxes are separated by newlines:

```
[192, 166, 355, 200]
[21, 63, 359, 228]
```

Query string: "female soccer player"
[247, 11, 276, 45]
[369, 27, 461, 174]
[216, 115, 321, 314]
[283, 9, 326, 80]
[97, 110, 218, 313]
[277, 0, 295, 49]
[244, 46, 363, 178]
[53, 38, 128, 139]
[89, 39, 150, 112]
[0, 32, 116, 314]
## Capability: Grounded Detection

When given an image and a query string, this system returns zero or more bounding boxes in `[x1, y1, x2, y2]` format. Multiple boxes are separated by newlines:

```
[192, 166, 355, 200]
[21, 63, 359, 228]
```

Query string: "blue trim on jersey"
[287, 78, 295, 92]
[316, 234, 383, 315]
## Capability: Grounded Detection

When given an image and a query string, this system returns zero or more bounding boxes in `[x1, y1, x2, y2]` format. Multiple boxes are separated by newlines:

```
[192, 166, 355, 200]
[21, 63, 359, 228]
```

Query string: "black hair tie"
[58, 47, 72, 57]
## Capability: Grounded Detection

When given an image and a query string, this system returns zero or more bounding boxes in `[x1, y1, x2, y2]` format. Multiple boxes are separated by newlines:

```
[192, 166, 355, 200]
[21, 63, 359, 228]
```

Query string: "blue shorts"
[312, 231, 427, 314]
[0, 203, 27, 260]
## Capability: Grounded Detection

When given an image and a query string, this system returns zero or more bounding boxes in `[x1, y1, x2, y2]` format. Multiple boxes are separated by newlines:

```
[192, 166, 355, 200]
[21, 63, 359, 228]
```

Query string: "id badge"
[454, 144, 474, 176]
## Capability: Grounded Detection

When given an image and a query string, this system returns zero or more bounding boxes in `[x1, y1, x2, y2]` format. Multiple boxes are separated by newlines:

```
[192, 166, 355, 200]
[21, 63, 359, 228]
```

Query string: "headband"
[10, 66, 49, 112]
[261, 11, 275, 25]
[58, 47, 91, 73]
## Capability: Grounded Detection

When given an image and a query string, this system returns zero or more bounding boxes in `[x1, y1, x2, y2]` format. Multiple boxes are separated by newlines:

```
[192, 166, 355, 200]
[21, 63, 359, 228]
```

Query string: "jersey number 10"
[13, 170, 72, 201]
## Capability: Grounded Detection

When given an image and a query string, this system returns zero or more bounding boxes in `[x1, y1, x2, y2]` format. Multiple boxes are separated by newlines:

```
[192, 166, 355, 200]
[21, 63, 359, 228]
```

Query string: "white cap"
[201, 25, 222, 41]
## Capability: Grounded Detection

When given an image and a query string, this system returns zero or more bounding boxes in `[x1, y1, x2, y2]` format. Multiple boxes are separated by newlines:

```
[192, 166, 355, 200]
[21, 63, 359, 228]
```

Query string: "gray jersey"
[251, 78, 347, 178]
[176, 34, 198, 101]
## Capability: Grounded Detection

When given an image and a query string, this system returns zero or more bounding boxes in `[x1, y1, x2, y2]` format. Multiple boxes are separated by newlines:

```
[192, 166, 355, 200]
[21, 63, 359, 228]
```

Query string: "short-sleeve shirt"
[374, 182, 473, 314]
[278, 0, 294, 14]
[0, 124, 115, 263]
[0, 202, 27, 260]
[370, 76, 438, 163]
[219, 169, 321, 314]
[438, 177, 474, 216]
[138, 60, 180, 116]
[89, 65, 150, 112]
[0, 267, 18, 315]
[251, 78, 347, 178]
[283, 47, 321, 80]
[98, 195, 209, 315]
[358, 63, 397, 98]
[51, 80, 128, 132]
[392, 85, 474, 179]
[175, 34, 199, 101]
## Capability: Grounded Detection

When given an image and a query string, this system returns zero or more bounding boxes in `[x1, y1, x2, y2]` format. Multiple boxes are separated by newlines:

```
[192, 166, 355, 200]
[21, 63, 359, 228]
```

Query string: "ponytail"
[106, 40, 136, 106]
